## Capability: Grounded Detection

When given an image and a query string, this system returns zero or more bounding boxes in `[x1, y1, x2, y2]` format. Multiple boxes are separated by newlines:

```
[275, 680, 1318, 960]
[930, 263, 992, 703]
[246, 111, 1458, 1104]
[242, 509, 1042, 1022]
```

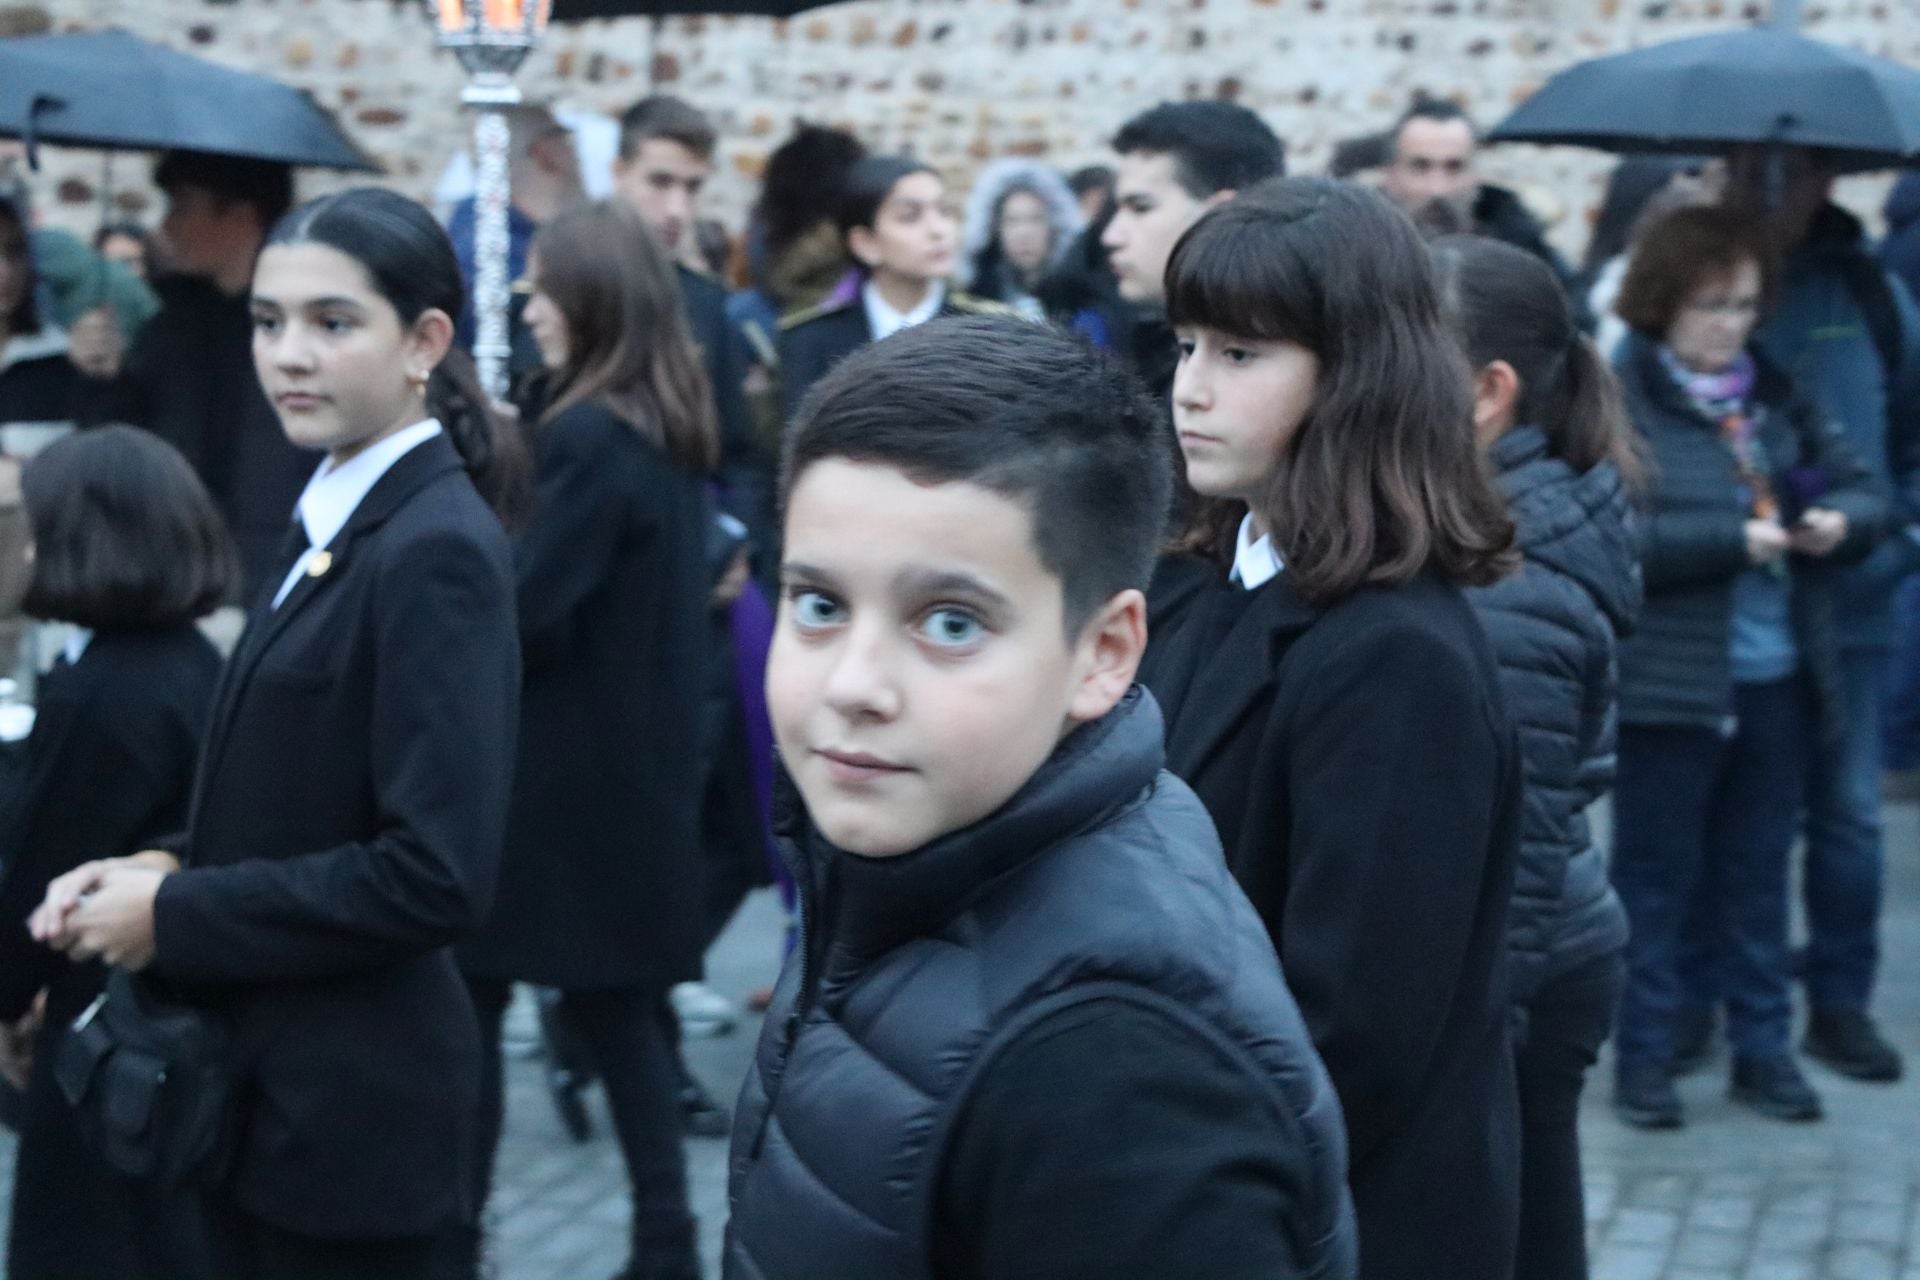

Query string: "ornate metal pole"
[423, 0, 551, 402]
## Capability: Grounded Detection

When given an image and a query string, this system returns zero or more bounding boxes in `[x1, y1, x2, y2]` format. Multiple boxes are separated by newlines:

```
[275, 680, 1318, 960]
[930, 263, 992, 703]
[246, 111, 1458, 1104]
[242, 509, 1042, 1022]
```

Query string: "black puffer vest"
[724, 689, 1356, 1280]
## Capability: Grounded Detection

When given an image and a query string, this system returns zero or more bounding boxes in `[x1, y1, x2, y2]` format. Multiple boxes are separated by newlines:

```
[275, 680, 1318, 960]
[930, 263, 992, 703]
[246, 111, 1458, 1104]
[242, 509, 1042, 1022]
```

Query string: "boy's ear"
[1066, 588, 1147, 727]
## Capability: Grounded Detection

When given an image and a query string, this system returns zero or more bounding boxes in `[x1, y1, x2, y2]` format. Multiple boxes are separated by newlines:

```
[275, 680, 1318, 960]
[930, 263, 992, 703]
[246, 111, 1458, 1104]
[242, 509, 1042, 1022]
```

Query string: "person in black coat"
[1139, 180, 1524, 1280]
[80, 152, 319, 596]
[1435, 236, 1642, 1280]
[33, 189, 524, 1280]
[0, 426, 232, 1280]
[1605, 206, 1887, 1130]
[777, 156, 1007, 423]
[1, 192, 114, 435]
[459, 199, 714, 1280]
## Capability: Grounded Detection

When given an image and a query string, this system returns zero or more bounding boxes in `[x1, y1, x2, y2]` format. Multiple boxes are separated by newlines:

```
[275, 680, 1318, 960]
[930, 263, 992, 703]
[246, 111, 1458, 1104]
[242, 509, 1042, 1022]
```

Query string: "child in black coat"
[725, 315, 1356, 1280]
[0, 425, 233, 1280]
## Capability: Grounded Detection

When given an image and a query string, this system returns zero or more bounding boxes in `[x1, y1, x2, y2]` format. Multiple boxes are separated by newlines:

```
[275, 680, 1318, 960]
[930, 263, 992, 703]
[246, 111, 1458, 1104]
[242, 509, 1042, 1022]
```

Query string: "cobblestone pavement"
[4, 806, 1917, 1280]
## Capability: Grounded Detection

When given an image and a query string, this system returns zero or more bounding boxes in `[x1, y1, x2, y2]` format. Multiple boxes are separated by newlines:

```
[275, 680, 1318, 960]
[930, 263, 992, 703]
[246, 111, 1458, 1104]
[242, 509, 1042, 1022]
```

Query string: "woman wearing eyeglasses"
[1606, 205, 1887, 1132]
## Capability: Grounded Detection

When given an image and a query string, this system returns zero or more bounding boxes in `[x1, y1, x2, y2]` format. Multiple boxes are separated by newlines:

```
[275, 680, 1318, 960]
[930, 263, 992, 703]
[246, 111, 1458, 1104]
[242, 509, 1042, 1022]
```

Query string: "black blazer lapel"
[1163, 577, 1322, 778]
[192, 434, 466, 817]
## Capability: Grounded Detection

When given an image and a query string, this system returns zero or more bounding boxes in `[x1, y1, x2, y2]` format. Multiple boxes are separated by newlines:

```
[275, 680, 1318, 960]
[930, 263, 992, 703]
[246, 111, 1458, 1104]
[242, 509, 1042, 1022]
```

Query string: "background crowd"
[0, 48, 1915, 1280]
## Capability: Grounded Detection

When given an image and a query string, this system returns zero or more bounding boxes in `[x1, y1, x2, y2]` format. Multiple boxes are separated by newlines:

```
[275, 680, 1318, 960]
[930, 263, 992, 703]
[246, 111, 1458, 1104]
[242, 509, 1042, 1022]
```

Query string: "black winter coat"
[1141, 566, 1522, 1280]
[462, 401, 713, 993]
[150, 434, 520, 1238]
[776, 291, 1008, 423]
[1613, 332, 1888, 740]
[1465, 428, 1638, 1014]
[0, 627, 218, 1280]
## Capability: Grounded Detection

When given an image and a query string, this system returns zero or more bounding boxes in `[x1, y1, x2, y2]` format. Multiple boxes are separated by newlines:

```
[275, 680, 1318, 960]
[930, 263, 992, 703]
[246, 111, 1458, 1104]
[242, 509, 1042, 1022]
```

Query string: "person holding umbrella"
[1723, 148, 1920, 1086]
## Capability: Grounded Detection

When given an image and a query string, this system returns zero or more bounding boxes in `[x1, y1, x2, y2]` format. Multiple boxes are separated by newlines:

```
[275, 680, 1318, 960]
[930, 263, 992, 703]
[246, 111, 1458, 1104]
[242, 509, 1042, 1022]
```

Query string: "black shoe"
[680, 1078, 732, 1139]
[546, 1065, 595, 1143]
[1613, 1063, 1684, 1129]
[1803, 1008, 1904, 1082]
[1672, 1005, 1716, 1076]
[1730, 1054, 1823, 1121]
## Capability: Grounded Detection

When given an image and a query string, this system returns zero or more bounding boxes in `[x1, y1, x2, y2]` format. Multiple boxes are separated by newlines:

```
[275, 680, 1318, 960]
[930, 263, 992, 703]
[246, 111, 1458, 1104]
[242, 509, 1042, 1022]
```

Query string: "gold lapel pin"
[306, 550, 334, 579]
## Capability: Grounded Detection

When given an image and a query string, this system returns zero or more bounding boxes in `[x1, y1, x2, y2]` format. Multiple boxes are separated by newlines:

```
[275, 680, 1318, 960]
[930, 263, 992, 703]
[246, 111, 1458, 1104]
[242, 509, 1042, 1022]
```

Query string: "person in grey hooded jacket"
[957, 159, 1085, 320]
[1436, 236, 1640, 1280]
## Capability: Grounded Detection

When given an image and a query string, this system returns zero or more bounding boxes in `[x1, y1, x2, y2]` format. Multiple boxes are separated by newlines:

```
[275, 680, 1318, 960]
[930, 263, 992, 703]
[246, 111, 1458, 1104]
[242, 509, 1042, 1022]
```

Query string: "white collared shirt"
[1230, 513, 1285, 591]
[861, 279, 947, 342]
[64, 627, 93, 665]
[272, 419, 443, 609]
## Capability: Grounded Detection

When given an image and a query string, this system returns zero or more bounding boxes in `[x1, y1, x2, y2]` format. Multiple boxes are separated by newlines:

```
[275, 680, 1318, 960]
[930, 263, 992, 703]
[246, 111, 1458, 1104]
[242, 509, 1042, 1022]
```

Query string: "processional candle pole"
[423, 0, 552, 402]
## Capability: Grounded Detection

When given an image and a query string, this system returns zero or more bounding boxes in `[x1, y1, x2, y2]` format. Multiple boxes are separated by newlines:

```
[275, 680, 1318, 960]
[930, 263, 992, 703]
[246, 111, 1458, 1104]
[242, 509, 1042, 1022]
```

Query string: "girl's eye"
[252, 315, 280, 334]
[321, 315, 356, 336]
[790, 590, 845, 631]
[1175, 339, 1196, 359]
[1224, 346, 1257, 365]
[918, 607, 985, 649]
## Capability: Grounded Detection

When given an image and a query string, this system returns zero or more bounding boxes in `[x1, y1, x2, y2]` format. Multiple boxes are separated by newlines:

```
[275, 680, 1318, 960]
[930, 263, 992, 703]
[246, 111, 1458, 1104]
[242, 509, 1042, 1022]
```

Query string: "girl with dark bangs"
[459, 198, 717, 1280]
[1139, 177, 1524, 1280]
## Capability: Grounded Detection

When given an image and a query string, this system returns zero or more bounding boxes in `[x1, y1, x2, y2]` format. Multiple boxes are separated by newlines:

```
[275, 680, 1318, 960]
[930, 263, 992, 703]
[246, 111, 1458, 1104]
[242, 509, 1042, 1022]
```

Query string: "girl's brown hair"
[1432, 234, 1643, 487]
[531, 200, 719, 473]
[1164, 178, 1516, 605]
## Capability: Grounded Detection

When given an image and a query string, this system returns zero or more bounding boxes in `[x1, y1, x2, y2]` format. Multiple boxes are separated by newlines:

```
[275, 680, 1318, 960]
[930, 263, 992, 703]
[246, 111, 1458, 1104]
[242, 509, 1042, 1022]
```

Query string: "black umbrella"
[1489, 27, 1920, 173]
[0, 28, 377, 171]
[549, 0, 842, 18]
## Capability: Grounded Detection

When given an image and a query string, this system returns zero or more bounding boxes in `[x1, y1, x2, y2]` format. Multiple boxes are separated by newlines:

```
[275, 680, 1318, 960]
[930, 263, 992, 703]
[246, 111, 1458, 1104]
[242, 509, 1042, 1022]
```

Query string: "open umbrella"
[549, 0, 841, 17]
[0, 28, 377, 171]
[1488, 27, 1920, 173]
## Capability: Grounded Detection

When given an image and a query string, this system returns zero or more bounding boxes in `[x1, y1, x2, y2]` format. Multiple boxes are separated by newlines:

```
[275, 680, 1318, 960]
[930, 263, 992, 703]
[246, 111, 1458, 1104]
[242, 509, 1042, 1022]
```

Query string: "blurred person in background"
[958, 159, 1085, 320]
[1607, 205, 1886, 1130]
[1728, 147, 1920, 1084]
[1436, 235, 1641, 1280]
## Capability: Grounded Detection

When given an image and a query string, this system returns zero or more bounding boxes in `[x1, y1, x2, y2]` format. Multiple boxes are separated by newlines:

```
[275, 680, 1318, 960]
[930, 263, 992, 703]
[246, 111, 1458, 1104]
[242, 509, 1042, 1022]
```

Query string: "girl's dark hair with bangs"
[1164, 177, 1516, 605]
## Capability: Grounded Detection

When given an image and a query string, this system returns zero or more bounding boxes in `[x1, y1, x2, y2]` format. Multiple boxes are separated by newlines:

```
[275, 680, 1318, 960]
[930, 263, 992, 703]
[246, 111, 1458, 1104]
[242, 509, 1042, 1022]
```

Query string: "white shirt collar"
[63, 627, 93, 665]
[272, 419, 442, 609]
[1230, 512, 1285, 591]
[861, 278, 946, 342]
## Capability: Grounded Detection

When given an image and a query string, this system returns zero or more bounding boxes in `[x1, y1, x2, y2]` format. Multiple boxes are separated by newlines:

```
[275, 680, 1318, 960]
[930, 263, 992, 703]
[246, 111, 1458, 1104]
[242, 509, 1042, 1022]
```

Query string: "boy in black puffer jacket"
[725, 316, 1356, 1280]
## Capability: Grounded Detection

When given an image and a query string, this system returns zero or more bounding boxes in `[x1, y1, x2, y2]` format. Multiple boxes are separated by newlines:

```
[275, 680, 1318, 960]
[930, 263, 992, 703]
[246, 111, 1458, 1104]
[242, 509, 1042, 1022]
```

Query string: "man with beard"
[1382, 98, 1575, 290]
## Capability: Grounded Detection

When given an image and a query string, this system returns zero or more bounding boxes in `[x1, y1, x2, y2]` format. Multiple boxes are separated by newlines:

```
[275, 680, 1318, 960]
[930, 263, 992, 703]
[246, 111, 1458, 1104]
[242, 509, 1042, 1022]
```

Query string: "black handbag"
[51, 966, 234, 1186]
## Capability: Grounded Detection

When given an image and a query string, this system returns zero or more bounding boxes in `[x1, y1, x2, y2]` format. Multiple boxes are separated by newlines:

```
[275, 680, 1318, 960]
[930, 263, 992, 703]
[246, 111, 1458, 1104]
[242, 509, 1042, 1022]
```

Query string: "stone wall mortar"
[10, 0, 1916, 256]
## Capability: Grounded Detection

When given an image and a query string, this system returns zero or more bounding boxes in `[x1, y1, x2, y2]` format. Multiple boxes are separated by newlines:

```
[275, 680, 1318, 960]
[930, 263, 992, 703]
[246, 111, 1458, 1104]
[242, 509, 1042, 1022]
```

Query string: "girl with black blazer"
[0, 426, 232, 1280]
[1435, 236, 1643, 1280]
[31, 188, 524, 1279]
[458, 199, 717, 1280]
[1605, 207, 1886, 1131]
[1139, 179, 1524, 1280]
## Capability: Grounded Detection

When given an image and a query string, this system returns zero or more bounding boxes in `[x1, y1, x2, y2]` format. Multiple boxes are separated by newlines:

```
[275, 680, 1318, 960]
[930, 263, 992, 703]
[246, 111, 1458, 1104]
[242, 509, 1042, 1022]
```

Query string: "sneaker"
[1672, 1005, 1716, 1076]
[1730, 1054, 1823, 1121]
[1613, 1063, 1684, 1129]
[1803, 1008, 1904, 1082]
[671, 982, 739, 1038]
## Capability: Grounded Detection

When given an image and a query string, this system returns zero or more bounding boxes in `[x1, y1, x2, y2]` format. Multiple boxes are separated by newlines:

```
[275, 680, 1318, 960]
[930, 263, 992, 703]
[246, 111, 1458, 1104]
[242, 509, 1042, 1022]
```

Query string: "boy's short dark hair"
[153, 149, 294, 229]
[617, 94, 718, 162]
[783, 315, 1173, 635]
[1112, 101, 1286, 201]
[22, 425, 237, 631]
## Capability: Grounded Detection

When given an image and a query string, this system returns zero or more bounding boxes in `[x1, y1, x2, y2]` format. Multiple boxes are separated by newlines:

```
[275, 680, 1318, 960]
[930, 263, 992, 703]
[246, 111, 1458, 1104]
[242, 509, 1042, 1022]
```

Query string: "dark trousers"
[202, 1201, 438, 1280]
[1514, 952, 1625, 1280]
[1801, 648, 1887, 1011]
[467, 979, 695, 1262]
[1612, 677, 1810, 1068]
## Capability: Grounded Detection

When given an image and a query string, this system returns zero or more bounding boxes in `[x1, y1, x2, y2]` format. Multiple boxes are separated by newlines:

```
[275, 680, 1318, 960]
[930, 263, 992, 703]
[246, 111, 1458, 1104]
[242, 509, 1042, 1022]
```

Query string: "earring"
[406, 369, 429, 391]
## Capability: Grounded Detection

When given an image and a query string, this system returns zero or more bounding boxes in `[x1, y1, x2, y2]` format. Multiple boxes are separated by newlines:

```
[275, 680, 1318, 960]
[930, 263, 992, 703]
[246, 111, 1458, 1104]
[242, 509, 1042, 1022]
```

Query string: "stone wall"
[10, 0, 1917, 258]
